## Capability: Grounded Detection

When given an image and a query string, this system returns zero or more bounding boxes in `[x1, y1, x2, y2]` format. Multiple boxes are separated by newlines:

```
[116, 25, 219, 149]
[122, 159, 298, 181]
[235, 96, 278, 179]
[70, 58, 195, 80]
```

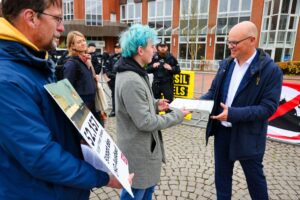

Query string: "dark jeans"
[120, 185, 155, 200]
[214, 126, 268, 200]
[152, 81, 174, 102]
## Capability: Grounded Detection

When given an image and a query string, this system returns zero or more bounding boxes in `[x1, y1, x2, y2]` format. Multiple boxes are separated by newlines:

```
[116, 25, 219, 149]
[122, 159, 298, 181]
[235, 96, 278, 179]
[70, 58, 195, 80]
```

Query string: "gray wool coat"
[115, 70, 184, 189]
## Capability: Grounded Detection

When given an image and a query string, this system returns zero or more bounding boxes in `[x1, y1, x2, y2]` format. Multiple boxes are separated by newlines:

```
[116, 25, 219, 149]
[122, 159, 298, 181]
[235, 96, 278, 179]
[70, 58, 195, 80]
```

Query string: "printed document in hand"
[44, 79, 133, 197]
[170, 98, 214, 113]
[81, 144, 110, 173]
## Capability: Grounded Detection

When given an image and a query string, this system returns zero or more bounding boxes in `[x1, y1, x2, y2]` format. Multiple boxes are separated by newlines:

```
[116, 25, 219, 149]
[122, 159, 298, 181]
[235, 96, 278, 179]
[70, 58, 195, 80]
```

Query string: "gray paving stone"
[178, 184, 187, 191]
[89, 197, 99, 200]
[166, 196, 176, 200]
[156, 196, 166, 200]
[89, 118, 300, 200]
[169, 184, 178, 190]
[171, 190, 181, 197]
[98, 193, 109, 199]
[163, 190, 171, 196]
[188, 193, 198, 200]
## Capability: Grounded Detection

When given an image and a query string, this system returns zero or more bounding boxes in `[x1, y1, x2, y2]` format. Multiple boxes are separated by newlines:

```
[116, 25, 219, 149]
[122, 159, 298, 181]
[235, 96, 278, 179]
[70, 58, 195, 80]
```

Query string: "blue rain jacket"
[0, 18, 108, 200]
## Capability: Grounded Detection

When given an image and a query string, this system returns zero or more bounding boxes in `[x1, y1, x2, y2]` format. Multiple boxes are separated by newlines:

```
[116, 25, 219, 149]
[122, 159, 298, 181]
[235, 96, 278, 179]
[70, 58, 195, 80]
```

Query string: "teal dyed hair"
[119, 24, 158, 58]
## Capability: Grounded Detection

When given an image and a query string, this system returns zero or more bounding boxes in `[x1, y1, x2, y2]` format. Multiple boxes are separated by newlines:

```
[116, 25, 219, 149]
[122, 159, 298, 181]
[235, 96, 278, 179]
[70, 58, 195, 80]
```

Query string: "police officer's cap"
[88, 42, 96, 47]
[114, 43, 121, 48]
[157, 41, 167, 47]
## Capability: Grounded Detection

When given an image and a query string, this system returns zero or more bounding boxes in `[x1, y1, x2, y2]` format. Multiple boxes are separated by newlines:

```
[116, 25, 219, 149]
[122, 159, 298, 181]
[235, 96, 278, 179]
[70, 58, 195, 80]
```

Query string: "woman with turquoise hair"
[114, 24, 189, 199]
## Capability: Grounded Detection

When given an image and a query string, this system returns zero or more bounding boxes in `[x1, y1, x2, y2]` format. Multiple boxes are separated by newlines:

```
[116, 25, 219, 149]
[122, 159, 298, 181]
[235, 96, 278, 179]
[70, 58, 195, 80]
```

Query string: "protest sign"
[44, 79, 133, 197]
[268, 82, 300, 145]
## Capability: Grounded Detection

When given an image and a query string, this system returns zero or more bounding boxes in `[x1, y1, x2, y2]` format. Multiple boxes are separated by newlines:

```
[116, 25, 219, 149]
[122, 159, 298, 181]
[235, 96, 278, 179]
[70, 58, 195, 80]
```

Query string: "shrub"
[276, 61, 300, 75]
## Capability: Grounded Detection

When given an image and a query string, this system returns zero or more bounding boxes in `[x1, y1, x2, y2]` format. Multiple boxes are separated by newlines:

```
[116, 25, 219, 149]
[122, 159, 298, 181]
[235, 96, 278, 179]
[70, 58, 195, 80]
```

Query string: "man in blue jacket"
[201, 21, 283, 200]
[0, 0, 129, 199]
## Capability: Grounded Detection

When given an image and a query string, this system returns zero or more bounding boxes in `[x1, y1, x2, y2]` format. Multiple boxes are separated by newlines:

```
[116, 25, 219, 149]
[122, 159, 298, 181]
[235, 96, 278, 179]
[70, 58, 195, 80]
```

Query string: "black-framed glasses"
[226, 36, 253, 47]
[37, 12, 63, 24]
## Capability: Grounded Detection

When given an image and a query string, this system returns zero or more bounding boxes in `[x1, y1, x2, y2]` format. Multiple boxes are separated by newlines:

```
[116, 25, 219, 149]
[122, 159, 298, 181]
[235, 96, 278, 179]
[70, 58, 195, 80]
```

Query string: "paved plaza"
[90, 117, 300, 200]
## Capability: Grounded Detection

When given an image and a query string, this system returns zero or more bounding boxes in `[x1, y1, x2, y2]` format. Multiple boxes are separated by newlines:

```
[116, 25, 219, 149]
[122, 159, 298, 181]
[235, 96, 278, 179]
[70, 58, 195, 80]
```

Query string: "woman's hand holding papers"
[158, 99, 190, 116]
[180, 108, 190, 117]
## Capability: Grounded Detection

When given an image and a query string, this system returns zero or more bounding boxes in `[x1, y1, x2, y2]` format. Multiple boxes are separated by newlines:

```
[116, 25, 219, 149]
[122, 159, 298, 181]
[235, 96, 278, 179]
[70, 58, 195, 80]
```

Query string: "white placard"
[44, 79, 133, 197]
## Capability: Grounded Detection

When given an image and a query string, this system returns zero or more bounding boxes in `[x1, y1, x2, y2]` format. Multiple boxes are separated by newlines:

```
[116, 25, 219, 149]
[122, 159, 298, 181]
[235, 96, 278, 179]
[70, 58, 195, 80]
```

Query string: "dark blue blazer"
[201, 49, 283, 160]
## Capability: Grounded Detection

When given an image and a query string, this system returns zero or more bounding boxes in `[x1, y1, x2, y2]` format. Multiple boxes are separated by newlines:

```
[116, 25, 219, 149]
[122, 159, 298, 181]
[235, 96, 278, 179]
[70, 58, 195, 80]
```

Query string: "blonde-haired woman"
[63, 31, 104, 126]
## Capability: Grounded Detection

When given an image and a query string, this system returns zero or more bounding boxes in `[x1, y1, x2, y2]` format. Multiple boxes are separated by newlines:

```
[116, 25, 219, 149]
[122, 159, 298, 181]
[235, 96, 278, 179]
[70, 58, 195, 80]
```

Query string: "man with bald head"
[201, 21, 282, 199]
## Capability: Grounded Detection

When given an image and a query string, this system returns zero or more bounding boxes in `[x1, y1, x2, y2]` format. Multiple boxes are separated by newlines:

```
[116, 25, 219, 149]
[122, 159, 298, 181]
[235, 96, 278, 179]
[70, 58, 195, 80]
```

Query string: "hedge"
[276, 61, 300, 75]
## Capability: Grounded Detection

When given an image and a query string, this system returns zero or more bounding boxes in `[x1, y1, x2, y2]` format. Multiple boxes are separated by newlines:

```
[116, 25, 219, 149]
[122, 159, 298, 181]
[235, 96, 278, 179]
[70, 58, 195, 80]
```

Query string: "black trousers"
[152, 81, 174, 102]
[107, 80, 115, 112]
[214, 125, 268, 200]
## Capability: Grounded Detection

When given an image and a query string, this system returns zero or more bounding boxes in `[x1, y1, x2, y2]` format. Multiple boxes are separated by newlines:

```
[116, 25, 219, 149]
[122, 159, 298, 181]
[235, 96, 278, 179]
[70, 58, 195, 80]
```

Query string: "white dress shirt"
[221, 51, 257, 127]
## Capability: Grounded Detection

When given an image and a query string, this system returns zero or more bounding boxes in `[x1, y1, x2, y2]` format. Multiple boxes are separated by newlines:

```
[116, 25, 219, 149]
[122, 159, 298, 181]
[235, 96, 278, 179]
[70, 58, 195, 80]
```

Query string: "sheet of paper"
[170, 98, 214, 113]
[44, 79, 133, 197]
[81, 144, 110, 173]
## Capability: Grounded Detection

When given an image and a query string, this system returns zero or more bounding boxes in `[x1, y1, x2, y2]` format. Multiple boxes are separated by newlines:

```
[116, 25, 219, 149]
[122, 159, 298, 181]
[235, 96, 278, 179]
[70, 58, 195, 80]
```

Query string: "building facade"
[61, 0, 300, 69]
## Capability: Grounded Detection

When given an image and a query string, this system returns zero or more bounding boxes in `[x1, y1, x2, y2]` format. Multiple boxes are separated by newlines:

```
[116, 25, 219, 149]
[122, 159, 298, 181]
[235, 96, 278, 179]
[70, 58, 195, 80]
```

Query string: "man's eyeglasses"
[37, 12, 63, 24]
[226, 36, 253, 47]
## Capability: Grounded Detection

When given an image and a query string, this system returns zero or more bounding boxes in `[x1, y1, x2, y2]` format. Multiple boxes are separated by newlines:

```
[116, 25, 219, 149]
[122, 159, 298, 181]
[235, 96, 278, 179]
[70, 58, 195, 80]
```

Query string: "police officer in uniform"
[147, 41, 180, 103]
[87, 42, 102, 74]
[103, 43, 122, 117]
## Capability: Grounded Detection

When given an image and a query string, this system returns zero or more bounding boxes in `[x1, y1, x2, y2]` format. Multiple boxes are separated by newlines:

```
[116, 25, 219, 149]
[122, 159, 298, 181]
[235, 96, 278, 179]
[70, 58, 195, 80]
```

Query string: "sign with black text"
[44, 79, 133, 197]
[173, 70, 194, 98]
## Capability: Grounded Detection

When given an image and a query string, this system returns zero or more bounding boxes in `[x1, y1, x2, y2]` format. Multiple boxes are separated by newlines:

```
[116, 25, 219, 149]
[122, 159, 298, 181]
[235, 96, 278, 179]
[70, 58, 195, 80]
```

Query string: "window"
[241, 0, 251, 10]
[275, 48, 283, 62]
[277, 31, 286, 43]
[270, 15, 278, 30]
[282, 0, 290, 13]
[120, 0, 142, 25]
[215, 44, 226, 60]
[289, 17, 296, 30]
[278, 15, 288, 30]
[259, 0, 299, 61]
[85, 0, 102, 26]
[260, 32, 268, 45]
[230, 0, 239, 12]
[283, 48, 292, 61]
[200, 0, 209, 14]
[180, 0, 189, 15]
[273, 0, 280, 14]
[148, 0, 173, 39]
[291, 0, 299, 14]
[215, 0, 252, 60]
[262, 17, 270, 31]
[148, 0, 172, 19]
[63, 0, 74, 21]
[178, 0, 208, 63]
[264, 1, 272, 15]
[219, 0, 228, 13]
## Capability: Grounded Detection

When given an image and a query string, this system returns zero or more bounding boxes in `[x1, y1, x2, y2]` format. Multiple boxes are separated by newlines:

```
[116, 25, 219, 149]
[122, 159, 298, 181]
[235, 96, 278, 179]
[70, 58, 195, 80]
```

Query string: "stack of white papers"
[81, 144, 110, 173]
[170, 98, 214, 114]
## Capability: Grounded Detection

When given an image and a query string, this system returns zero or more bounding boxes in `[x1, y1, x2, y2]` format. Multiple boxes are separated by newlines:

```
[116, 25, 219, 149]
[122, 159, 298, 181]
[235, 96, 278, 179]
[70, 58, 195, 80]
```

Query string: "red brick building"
[62, 0, 300, 69]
